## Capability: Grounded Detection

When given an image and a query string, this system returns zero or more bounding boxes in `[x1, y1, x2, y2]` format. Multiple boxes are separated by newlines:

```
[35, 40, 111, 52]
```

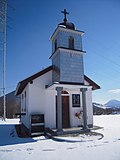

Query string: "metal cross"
[61, 9, 69, 22]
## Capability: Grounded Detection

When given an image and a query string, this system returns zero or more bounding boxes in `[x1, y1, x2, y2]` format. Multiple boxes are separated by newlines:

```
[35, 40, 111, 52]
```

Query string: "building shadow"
[0, 124, 37, 146]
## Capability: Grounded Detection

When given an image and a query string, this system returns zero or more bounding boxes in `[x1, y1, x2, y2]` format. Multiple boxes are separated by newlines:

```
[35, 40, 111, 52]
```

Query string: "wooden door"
[56, 96, 70, 128]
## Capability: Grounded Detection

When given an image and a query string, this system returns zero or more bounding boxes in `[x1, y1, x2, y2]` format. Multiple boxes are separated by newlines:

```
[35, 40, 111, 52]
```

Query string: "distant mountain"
[93, 99, 120, 115]
[93, 102, 106, 109]
[104, 100, 120, 109]
[0, 91, 21, 118]
[93, 102, 112, 115]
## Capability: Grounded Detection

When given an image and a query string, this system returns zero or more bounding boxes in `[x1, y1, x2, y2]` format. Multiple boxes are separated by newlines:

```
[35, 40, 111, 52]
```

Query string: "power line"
[85, 36, 120, 74]
[84, 40, 120, 85]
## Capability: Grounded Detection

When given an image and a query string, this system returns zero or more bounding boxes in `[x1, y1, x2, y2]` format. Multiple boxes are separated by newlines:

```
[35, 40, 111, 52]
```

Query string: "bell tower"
[50, 9, 86, 84]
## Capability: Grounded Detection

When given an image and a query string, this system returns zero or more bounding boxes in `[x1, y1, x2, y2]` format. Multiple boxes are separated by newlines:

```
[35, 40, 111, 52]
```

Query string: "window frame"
[72, 94, 80, 107]
[54, 39, 57, 52]
[69, 36, 74, 49]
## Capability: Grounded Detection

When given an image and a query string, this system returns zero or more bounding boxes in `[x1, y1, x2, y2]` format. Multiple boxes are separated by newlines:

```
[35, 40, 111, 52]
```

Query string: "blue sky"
[0, 0, 120, 104]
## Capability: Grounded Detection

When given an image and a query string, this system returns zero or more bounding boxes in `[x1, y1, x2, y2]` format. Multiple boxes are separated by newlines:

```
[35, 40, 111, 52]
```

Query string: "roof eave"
[84, 75, 101, 90]
[50, 26, 85, 41]
[15, 82, 21, 96]
[15, 66, 53, 96]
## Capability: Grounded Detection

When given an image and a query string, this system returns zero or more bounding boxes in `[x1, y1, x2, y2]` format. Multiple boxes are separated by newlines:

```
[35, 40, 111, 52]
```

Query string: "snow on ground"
[0, 115, 120, 160]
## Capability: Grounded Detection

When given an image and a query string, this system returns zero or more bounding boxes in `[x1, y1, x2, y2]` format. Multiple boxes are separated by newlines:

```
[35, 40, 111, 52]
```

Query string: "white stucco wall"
[20, 70, 93, 129]
[28, 71, 53, 127]
[45, 90, 56, 128]
[20, 70, 53, 129]
[68, 87, 93, 128]
[29, 85, 56, 129]
[68, 90, 82, 127]
[20, 85, 30, 128]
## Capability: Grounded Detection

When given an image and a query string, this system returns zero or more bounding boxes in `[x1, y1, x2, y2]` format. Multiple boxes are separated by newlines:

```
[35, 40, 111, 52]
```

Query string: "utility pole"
[0, 0, 7, 120]
[3, 0, 7, 120]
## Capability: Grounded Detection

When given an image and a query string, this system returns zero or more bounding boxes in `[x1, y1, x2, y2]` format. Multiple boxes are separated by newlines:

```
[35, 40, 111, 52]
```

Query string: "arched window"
[69, 36, 74, 49]
[54, 39, 57, 52]
[61, 90, 69, 94]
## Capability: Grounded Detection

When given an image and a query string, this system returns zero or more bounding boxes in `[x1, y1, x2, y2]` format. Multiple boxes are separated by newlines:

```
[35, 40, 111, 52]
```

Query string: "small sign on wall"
[72, 94, 80, 107]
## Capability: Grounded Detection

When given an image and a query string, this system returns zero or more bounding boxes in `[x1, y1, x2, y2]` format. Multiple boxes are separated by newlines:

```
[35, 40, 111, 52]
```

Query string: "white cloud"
[108, 89, 120, 94]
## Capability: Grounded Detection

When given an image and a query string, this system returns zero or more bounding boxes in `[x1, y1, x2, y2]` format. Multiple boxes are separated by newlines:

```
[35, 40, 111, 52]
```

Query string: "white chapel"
[15, 9, 100, 136]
